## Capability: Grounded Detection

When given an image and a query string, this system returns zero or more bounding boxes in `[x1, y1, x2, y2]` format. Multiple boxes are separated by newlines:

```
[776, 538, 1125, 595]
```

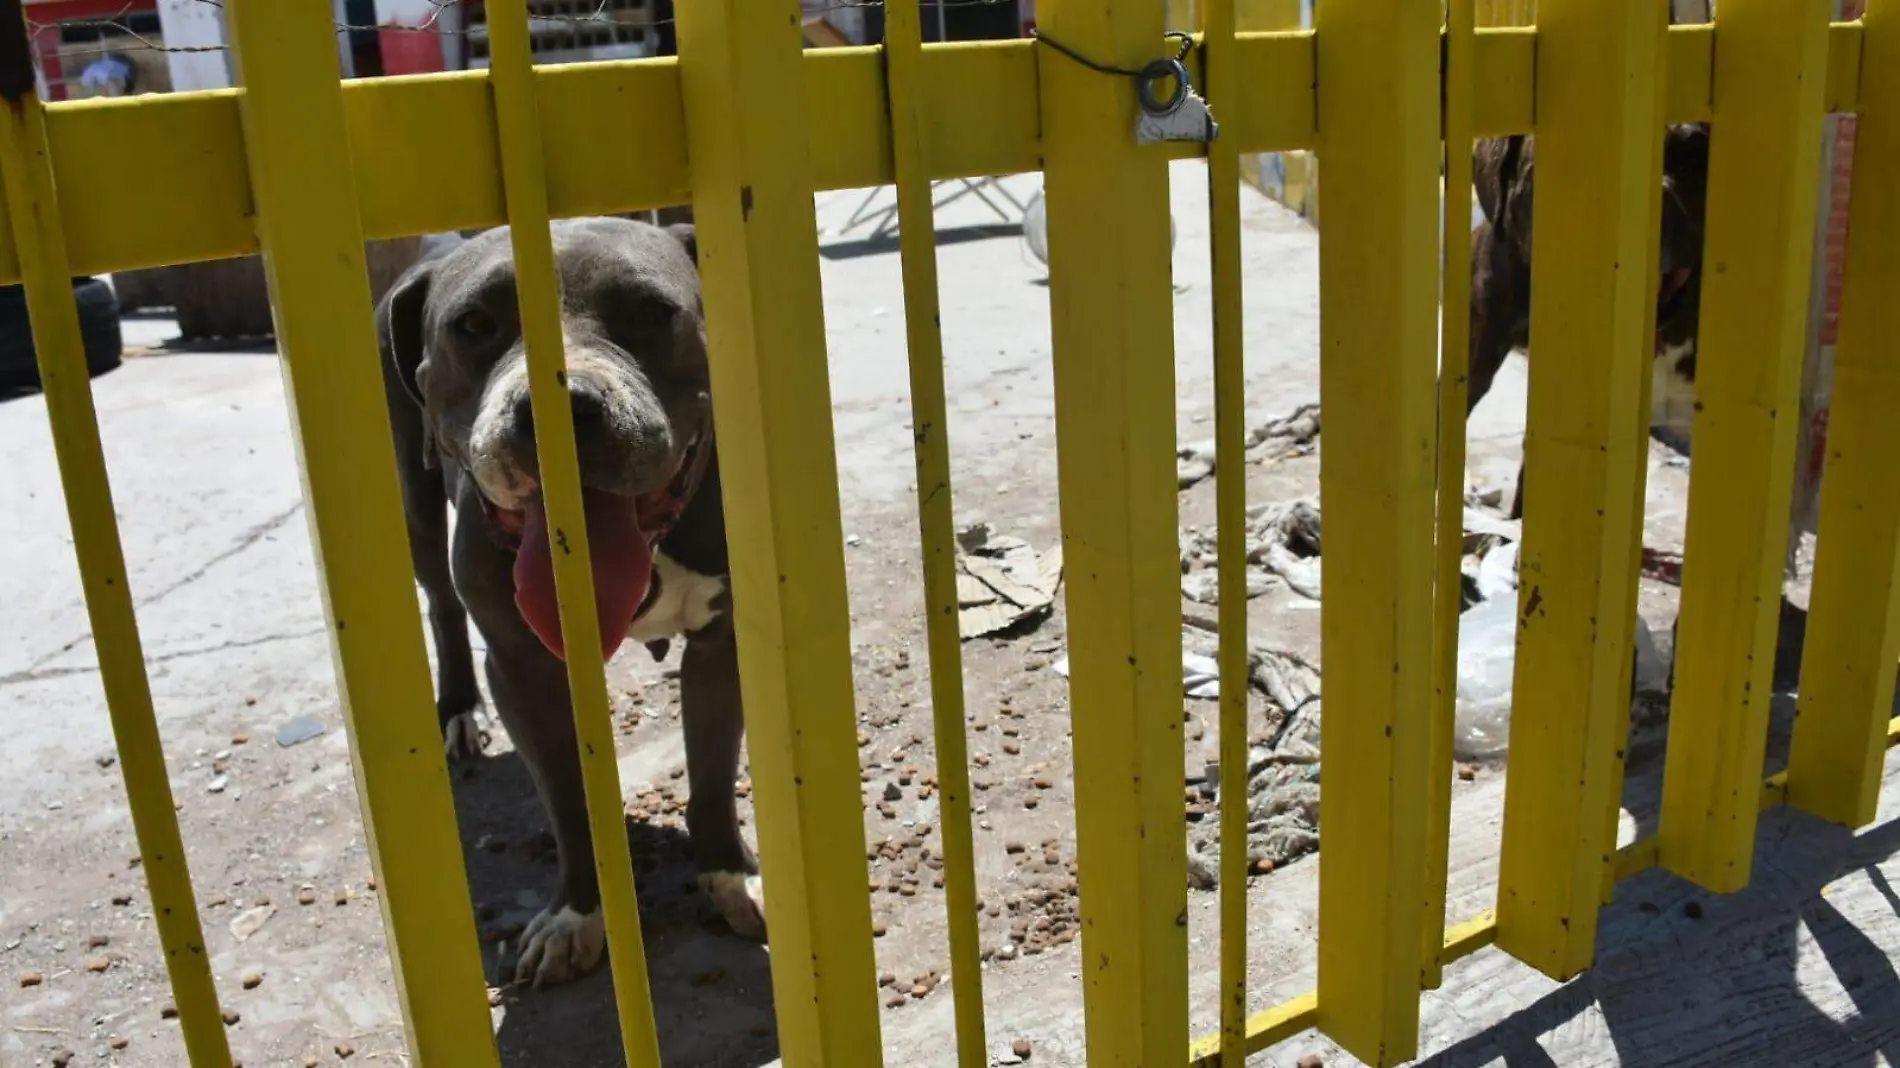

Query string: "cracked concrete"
[0, 626, 330, 689]
[5, 502, 308, 682]
[0, 354, 323, 814]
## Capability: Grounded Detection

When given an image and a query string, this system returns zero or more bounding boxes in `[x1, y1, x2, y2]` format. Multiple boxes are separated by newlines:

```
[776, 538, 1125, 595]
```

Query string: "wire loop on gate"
[1032, 29, 1198, 112]
[1137, 57, 1192, 113]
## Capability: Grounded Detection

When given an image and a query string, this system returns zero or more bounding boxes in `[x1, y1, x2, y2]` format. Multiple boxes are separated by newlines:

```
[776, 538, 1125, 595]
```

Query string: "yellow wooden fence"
[2, 0, 1896, 1065]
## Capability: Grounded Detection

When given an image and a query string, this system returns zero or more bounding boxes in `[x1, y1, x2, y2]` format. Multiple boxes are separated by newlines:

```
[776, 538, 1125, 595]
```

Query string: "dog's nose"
[568, 382, 610, 438]
[511, 383, 609, 445]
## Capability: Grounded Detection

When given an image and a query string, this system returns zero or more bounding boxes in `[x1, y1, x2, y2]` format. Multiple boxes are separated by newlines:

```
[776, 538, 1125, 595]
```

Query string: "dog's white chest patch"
[1652, 341, 1699, 443]
[627, 550, 726, 643]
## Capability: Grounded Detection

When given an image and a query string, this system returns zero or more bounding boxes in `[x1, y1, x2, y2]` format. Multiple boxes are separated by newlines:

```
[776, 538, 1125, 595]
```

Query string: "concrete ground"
[2, 160, 1895, 1068]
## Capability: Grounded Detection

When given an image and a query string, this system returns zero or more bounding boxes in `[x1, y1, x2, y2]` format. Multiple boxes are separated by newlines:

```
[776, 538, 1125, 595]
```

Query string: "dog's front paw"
[515, 904, 605, 988]
[442, 709, 490, 761]
[700, 871, 767, 940]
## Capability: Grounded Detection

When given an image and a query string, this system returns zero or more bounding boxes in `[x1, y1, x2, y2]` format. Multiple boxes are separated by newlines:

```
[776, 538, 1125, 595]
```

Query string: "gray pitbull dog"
[376, 217, 765, 988]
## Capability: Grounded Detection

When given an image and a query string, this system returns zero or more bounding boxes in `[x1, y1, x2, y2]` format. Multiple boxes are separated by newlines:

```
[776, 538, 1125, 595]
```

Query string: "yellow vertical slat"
[879, 4, 987, 1064]
[1033, 0, 1188, 1064]
[675, 2, 885, 1064]
[1493, 0, 1666, 980]
[0, 9, 231, 1066]
[1659, 0, 1831, 893]
[480, 1, 665, 1061]
[1424, 0, 1479, 993]
[1788, 0, 1900, 830]
[1202, 0, 1250, 1058]
[1310, 0, 1441, 1059]
[222, 1, 500, 1064]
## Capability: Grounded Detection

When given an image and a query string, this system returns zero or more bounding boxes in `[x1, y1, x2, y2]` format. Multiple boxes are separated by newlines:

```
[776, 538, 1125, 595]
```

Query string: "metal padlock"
[1134, 58, 1219, 145]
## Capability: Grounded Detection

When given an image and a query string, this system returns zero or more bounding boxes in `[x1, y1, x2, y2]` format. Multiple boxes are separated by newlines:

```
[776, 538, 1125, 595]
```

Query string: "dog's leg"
[1466, 222, 1521, 417]
[680, 612, 766, 940]
[484, 642, 607, 988]
[1470, 221, 1530, 520]
[383, 341, 485, 759]
[404, 468, 485, 760]
[1666, 613, 1680, 694]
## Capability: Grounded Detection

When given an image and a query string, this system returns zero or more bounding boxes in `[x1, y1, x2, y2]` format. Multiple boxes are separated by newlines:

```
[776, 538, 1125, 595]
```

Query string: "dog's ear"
[664, 222, 698, 267]
[1473, 136, 1533, 249]
[1473, 137, 1515, 229]
[379, 257, 433, 405]
[377, 256, 440, 467]
[1505, 141, 1535, 254]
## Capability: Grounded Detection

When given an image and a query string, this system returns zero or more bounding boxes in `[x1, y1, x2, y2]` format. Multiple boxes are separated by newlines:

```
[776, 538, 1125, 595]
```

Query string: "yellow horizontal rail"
[1189, 715, 1900, 1067]
[0, 22, 1864, 285]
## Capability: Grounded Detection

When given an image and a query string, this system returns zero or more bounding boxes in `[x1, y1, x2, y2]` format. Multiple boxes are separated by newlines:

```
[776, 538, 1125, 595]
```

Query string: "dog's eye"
[454, 309, 497, 341]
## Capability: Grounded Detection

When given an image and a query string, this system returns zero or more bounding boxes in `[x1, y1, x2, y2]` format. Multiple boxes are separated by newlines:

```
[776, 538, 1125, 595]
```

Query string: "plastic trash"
[1056, 650, 1227, 699]
[1183, 652, 1221, 699]
[1477, 540, 1520, 603]
[1453, 596, 1518, 760]
[1455, 599, 1672, 761]
[1632, 614, 1671, 697]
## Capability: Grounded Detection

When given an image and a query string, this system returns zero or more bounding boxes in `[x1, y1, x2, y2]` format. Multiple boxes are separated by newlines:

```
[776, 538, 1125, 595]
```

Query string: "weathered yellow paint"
[1035, 0, 1188, 1064]
[1189, 714, 1900, 1062]
[1202, 0, 1251, 1058]
[1236, 0, 1302, 31]
[1648, 23, 1856, 136]
[221, 2, 500, 1064]
[1759, 770, 1791, 810]
[1473, 28, 1537, 134]
[1477, 0, 1535, 27]
[1441, 912, 1500, 963]
[1424, 0, 1478, 995]
[480, 2, 665, 1060]
[675, 2, 883, 1064]
[1659, 0, 1831, 895]
[1311, 0, 1441, 1060]
[1826, 21, 1865, 115]
[1187, 993, 1319, 1067]
[1494, 0, 1666, 981]
[0, 20, 232, 1068]
[878, 3, 986, 1064]
[1251, 148, 1321, 222]
[0, 26, 1869, 285]
[1788, 0, 1900, 831]
[1193, 728, 1900, 1063]
[1665, 24, 1715, 123]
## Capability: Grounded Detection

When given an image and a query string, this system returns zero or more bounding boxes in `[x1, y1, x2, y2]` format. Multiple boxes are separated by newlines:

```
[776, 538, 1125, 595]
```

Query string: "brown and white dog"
[377, 218, 765, 988]
[1466, 123, 1712, 517]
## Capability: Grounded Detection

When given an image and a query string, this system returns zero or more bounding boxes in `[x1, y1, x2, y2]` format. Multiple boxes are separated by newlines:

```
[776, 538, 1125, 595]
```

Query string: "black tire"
[0, 277, 123, 395]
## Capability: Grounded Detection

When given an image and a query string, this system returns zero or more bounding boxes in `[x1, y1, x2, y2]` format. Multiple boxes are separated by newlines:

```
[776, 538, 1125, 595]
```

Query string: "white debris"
[229, 904, 276, 943]
[1175, 402, 1322, 490]
[1454, 596, 1519, 761]
[955, 524, 1063, 640]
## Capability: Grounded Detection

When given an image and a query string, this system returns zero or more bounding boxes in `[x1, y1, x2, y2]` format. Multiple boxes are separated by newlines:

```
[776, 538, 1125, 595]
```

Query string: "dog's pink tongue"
[513, 489, 653, 662]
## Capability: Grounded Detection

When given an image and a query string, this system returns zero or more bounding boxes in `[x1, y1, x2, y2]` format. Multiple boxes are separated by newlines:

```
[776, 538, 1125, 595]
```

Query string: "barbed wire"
[28, 0, 1025, 59]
